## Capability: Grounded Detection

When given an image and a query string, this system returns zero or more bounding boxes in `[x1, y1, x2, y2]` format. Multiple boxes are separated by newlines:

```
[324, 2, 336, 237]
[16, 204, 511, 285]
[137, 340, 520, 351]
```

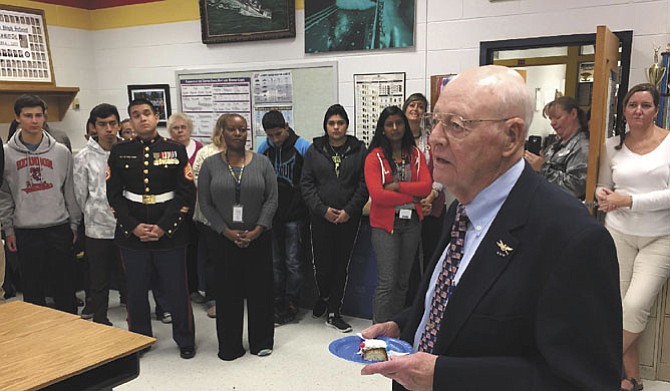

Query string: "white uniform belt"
[123, 190, 175, 204]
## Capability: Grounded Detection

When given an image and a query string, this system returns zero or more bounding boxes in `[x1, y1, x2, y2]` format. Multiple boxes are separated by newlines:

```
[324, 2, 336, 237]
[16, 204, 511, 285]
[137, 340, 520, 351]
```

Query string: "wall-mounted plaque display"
[354, 72, 405, 147]
[0, 4, 54, 84]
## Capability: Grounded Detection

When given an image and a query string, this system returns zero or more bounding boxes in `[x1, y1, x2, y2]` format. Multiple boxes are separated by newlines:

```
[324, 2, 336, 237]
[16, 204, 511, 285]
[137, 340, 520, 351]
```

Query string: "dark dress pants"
[310, 214, 361, 314]
[119, 246, 195, 349]
[185, 219, 199, 294]
[211, 230, 273, 359]
[198, 223, 218, 302]
[85, 237, 120, 323]
[15, 223, 77, 314]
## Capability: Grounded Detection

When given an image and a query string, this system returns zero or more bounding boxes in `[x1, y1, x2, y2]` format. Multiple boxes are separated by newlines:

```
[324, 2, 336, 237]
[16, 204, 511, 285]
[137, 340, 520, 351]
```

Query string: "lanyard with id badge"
[395, 155, 413, 220]
[226, 153, 245, 223]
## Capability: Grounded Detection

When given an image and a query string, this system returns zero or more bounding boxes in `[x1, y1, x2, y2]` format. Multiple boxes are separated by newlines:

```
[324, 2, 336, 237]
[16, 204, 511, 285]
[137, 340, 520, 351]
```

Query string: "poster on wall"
[252, 70, 294, 137]
[180, 77, 254, 149]
[0, 5, 54, 84]
[354, 72, 405, 146]
[127, 84, 172, 128]
[304, 0, 415, 54]
[429, 74, 456, 111]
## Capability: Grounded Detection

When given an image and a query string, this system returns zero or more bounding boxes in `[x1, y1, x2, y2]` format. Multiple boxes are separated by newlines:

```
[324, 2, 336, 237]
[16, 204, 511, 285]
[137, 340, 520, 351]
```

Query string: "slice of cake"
[358, 339, 388, 361]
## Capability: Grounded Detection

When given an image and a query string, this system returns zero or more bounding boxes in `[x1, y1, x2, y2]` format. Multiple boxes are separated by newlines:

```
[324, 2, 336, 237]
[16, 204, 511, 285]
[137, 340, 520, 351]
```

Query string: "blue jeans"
[272, 220, 304, 302]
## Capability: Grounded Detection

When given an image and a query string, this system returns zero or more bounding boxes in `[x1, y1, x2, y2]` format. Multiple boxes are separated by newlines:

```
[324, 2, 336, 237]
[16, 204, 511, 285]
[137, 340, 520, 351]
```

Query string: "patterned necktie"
[418, 203, 469, 353]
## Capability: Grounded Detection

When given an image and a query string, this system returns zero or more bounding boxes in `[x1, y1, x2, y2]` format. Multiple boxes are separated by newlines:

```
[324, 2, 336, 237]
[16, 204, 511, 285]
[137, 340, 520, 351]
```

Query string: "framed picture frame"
[199, 0, 295, 44]
[305, 0, 414, 53]
[0, 4, 55, 84]
[127, 84, 172, 127]
[430, 74, 456, 111]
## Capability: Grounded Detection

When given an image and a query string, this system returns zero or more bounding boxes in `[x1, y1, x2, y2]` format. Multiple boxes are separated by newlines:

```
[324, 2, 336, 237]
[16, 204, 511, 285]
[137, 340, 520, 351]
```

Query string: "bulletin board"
[175, 61, 338, 149]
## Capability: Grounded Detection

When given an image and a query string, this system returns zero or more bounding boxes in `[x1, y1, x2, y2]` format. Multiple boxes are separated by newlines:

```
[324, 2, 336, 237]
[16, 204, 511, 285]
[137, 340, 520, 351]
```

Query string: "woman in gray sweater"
[198, 113, 278, 360]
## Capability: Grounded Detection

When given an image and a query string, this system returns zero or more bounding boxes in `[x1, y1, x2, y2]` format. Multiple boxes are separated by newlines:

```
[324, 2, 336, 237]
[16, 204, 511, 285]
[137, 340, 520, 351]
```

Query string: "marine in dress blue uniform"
[106, 99, 196, 358]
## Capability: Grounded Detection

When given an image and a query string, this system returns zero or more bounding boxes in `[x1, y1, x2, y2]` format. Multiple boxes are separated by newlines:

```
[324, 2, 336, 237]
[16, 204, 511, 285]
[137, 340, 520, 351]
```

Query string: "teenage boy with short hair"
[257, 111, 310, 325]
[0, 94, 81, 313]
[74, 103, 122, 325]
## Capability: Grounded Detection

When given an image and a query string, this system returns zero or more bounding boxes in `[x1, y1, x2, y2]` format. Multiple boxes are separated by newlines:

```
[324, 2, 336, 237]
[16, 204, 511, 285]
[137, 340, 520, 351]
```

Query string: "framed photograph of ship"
[127, 84, 172, 127]
[199, 0, 295, 44]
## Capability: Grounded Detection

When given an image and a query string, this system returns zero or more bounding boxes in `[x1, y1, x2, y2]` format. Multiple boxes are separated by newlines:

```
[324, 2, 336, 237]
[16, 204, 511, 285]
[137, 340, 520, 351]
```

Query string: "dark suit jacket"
[394, 164, 622, 390]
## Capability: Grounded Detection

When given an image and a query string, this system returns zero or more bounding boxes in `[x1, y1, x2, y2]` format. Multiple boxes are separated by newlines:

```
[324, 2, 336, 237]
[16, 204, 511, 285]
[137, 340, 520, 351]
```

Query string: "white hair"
[465, 66, 534, 136]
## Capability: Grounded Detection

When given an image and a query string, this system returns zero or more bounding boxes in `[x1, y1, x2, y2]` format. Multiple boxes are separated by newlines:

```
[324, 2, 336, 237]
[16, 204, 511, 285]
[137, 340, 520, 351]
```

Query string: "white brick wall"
[37, 0, 670, 151]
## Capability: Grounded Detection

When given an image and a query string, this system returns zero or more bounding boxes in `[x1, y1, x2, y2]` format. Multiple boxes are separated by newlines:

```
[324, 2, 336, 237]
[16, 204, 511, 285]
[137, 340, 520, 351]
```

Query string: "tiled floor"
[102, 294, 670, 391]
[108, 296, 390, 390]
[9, 293, 670, 390]
[648, 380, 670, 391]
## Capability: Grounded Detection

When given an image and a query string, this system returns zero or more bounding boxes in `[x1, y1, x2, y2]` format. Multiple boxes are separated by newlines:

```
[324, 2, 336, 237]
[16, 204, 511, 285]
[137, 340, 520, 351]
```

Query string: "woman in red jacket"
[365, 106, 432, 323]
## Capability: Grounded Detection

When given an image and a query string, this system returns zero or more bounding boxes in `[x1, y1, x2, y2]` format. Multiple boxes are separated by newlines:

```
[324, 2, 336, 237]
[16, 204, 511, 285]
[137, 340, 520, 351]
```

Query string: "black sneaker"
[326, 314, 352, 333]
[80, 304, 94, 320]
[190, 291, 206, 304]
[158, 312, 172, 324]
[312, 298, 327, 318]
[274, 298, 287, 326]
[274, 310, 288, 326]
[287, 300, 299, 318]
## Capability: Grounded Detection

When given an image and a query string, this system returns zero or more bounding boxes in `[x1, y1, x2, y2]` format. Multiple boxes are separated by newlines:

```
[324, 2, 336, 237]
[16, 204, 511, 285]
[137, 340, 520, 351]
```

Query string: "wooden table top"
[0, 301, 155, 391]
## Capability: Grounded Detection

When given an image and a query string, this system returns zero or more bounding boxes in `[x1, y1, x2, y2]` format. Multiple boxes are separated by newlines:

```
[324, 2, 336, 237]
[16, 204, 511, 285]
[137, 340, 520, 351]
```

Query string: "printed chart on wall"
[0, 5, 53, 83]
[180, 77, 254, 149]
[252, 70, 294, 138]
[176, 61, 338, 148]
[354, 72, 406, 146]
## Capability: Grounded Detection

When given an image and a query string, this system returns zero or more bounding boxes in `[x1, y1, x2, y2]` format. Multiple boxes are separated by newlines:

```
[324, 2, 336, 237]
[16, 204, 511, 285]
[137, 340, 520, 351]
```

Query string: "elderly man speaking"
[361, 65, 622, 390]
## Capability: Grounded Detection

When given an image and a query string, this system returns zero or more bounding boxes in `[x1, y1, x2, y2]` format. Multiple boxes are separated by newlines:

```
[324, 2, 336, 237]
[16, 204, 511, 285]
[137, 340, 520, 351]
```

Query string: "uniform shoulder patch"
[184, 163, 194, 181]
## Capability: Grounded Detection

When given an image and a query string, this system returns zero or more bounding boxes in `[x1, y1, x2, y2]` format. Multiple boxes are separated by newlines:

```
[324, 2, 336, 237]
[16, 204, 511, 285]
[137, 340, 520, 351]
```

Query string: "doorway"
[480, 31, 633, 141]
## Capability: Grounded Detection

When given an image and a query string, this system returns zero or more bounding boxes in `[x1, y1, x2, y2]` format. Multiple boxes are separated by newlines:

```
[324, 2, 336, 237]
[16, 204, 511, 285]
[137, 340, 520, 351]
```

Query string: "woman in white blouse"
[596, 83, 670, 391]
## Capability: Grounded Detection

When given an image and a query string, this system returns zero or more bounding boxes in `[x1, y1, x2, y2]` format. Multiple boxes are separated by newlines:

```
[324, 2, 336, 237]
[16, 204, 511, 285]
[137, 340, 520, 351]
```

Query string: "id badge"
[398, 208, 412, 220]
[232, 205, 244, 223]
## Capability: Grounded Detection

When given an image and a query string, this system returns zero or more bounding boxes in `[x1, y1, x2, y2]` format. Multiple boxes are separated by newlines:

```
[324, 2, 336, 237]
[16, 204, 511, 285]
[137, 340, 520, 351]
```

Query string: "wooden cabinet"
[0, 82, 78, 122]
[639, 280, 670, 381]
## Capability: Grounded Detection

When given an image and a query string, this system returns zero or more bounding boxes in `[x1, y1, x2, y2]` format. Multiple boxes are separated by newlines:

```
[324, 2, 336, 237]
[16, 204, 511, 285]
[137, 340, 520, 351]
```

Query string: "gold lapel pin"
[496, 240, 513, 257]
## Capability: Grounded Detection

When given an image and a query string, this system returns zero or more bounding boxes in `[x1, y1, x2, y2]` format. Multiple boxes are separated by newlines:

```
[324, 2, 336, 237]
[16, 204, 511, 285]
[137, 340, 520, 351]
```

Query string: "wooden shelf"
[0, 83, 79, 122]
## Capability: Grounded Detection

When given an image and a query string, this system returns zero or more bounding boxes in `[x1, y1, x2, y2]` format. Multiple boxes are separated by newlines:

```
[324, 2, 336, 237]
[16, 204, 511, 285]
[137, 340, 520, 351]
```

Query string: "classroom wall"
[10, 0, 670, 151]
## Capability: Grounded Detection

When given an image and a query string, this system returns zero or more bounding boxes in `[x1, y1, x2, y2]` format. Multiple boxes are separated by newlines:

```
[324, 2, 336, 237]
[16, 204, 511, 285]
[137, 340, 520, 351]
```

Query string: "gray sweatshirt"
[73, 137, 116, 239]
[0, 130, 81, 236]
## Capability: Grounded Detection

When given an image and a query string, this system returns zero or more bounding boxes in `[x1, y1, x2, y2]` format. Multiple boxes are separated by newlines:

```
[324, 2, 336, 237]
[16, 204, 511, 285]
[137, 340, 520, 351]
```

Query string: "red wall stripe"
[30, 0, 163, 10]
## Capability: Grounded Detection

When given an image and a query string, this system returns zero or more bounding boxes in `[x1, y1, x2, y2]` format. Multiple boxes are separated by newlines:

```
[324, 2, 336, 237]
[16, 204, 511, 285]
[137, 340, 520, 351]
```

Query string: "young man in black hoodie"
[257, 111, 311, 325]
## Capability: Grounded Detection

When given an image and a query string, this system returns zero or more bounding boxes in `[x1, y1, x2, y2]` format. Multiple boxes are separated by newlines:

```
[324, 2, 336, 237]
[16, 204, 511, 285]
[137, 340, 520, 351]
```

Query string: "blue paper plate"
[329, 335, 413, 363]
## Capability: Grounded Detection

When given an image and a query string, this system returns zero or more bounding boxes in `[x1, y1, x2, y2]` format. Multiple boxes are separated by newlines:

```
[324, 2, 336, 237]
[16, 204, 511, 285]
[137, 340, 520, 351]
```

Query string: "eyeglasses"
[426, 112, 513, 139]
